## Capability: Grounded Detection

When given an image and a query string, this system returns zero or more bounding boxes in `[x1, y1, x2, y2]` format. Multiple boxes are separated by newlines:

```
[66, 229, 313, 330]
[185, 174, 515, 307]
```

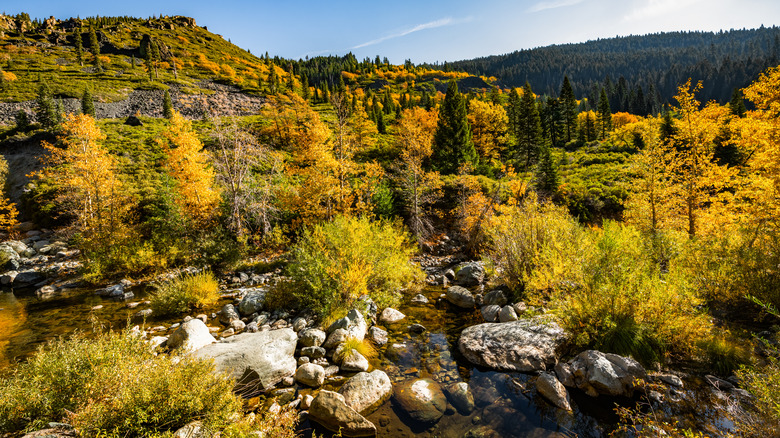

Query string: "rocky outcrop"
[458, 318, 567, 372]
[308, 390, 377, 437]
[394, 378, 447, 424]
[338, 370, 393, 415]
[192, 329, 297, 395]
[556, 350, 647, 397]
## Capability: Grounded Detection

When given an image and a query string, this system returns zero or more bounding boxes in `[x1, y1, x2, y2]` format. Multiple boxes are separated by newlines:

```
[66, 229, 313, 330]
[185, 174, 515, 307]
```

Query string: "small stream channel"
[0, 284, 736, 437]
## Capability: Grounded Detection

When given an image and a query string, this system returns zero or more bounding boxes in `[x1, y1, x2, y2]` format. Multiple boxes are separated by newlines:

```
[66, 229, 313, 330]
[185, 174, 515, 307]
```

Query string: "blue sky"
[3, 0, 778, 64]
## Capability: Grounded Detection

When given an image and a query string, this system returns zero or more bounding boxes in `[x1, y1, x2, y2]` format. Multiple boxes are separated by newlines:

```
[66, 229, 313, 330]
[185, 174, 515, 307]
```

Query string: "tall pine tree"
[74, 28, 83, 66]
[432, 80, 476, 174]
[81, 86, 95, 117]
[513, 82, 543, 171]
[559, 76, 577, 142]
[597, 87, 612, 139]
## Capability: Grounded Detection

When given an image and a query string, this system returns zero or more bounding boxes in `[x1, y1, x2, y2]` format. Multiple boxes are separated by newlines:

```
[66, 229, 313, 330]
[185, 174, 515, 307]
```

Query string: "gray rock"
[410, 294, 429, 304]
[394, 378, 447, 424]
[341, 350, 370, 372]
[192, 329, 297, 395]
[367, 326, 388, 346]
[13, 270, 45, 287]
[455, 261, 485, 286]
[167, 319, 217, 352]
[219, 304, 241, 325]
[536, 372, 572, 411]
[446, 286, 475, 309]
[445, 382, 475, 415]
[298, 328, 327, 348]
[172, 421, 208, 438]
[292, 317, 307, 332]
[308, 390, 377, 437]
[295, 363, 326, 387]
[408, 323, 427, 334]
[567, 350, 647, 397]
[32, 240, 50, 251]
[230, 319, 246, 333]
[379, 307, 405, 324]
[35, 285, 58, 299]
[328, 309, 367, 341]
[323, 328, 349, 349]
[498, 305, 518, 322]
[483, 290, 508, 306]
[245, 322, 259, 333]
[458, 317, 567, 372]
[338, 370, 392, 415]
[135, 309, 153, 318]
[0, 272, 17, 285]
[480, 304, 501, 322]
[237, 289, 267, 316]
[301, 346, 327, 359]
[6, 240, 28, 255]
[513, 301, 528, 316]
[653, 373, 684, 388]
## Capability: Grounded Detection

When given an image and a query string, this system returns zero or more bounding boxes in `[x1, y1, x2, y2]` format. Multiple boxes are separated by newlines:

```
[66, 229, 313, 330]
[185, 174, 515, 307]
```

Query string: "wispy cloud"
[351, 17, 470, 49]
[527, 0, 584, 13]
[623, 0, 704, 21]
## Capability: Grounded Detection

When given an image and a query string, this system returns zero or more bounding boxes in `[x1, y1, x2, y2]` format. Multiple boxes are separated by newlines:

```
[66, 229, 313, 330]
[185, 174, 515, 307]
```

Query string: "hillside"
[446, 27, 780, 111]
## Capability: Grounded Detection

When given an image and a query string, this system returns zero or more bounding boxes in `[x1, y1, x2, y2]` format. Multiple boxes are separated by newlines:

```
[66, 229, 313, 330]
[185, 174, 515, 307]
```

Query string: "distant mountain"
[444, 27, 780, 112]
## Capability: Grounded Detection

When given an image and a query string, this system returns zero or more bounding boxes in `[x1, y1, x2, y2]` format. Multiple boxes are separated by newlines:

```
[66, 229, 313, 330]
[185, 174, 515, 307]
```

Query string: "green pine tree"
[659, 110, 677, 145]
[560, 76, 577, 142]
[268, 67, 279, 95]
[74, 28, 83, 66]
[163, 89, 173, 119]
[374, 107, 386, 134]
[597, 87, 612, 139]
[513, 82, 543, 171]
[88, 26, 101, 70]
[535, 143, 559, 195]
[287, 64, 295, 92]
[81, 86, 95, 116]
[302, 74, 310, 101]
[35, 82, 57, 130]
[432, 80, 477, 174]
[729, 88, 747, 118]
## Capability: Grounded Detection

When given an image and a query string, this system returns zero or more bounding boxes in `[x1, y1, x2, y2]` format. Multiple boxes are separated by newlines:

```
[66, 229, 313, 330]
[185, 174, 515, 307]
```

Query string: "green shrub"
[285, 215, 422, 317]
[150, 271, 219, 316]
[698, 334, 750, 375]
[0, 329, 241, 436]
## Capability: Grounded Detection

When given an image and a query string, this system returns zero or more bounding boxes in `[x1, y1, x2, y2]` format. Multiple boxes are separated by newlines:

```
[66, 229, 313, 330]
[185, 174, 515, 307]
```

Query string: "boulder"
[394, 378, 447, 424]
[536, 371, 572, 411]
[379, 307, 405, 324]
[237, 289, 266, 316]
[445, 382, 475, 415]
[455, 261, 485, 286]
[446, 286, 475, 309]
[564, 350, 647, 397]
[13, 270, 45, 287]
[295, 363, 326, 387]
[480, 304, 501, 322]
[172, 421, 208, 438]
[483, 289, 508, 306]
[338, 370, 392, 415]
[323, 328, 349, 349]
[410, 294, 429, 304]
[458, 317, 567, 372]
[218, 304, 240, 325]
[340, 350, 370, 372]
[308, 390, 377, 437]
[301, 346, 327, 359]
[498, 305, 518, 322]
[192, 329, 297, 395]
[298, 328, 327, 348]
[328, 309, 367, 341]
[367, 326, 388, 346]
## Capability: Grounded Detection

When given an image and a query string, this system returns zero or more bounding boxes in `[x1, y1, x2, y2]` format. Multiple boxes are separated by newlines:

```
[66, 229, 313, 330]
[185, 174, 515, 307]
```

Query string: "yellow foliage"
[611, 112, 639, 128]
[1, 71, 17, 81]
[97, 55, 111, 65]
[0, 195, 18, 234]
[159, 112, 220, 223]
[468, 99, 509, 163]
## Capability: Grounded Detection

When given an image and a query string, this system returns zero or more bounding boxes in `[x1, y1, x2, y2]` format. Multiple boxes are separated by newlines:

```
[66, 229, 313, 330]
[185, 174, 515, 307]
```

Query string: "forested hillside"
[446, 27, 780, 112]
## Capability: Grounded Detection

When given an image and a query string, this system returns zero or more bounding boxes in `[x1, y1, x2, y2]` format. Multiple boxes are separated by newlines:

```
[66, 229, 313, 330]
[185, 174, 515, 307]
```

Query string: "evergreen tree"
[351, 94, 357, 113]
[383, 88, 394, 115]
[374, 107, 386, 134]
[489, 86, 501, 105]
[729, 88, 746, 118]
[81, 86, 95, 117]
[659, 110, 677, 145]
[302, 74, 310, 101]
[597, 87, 612, 139]
[559, 76, 577, 142]
[74, 28, 83, 66]
[54, 99, 65, 127]
[535, 143, 559, 195]
[514, 82, 543, 171]
[35, 82, 57, 130]
[322, 82, 329, 102]
[88, 26, 101, 69]
[506, 88, 521, 142]
[287, 64, 295, 92]
[163, 89, 174, 119]
[268, 67, 279, 94]
[432, 80, 477, 174]
[0, 66, 4, 92]
[542, 97, 564, 148]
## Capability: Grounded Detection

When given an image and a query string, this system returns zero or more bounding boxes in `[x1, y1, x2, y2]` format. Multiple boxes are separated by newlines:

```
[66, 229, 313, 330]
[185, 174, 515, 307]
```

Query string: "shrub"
[0, 329, 241, 436]
[285, 215, 422, 317]
[150, 271, 219, 316]
[335, 337, 378, 363]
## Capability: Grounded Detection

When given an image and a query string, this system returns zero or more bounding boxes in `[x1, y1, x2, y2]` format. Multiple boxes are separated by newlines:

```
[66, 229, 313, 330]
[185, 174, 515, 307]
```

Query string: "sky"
[2, 0, 779, 64]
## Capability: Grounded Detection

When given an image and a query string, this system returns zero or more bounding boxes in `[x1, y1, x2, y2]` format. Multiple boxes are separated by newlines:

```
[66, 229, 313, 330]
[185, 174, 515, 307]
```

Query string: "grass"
[150, 270, 219, 316]
[0, 328, 241, 436]
[335, 337, 378, 363]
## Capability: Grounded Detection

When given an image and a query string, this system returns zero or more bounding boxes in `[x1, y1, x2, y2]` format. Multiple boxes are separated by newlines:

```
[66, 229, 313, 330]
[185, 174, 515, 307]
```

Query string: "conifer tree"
[535, 143, 559, 195]
[74, 28, 83, 66]
[597, 87, 612, 138]
[322, 82, 329, 102]
[81, 86, 95, 117]
[287, 64, 295, 92]
[302, 74, 310, 101]
[374, 107, 386, 134]
[560, 76, 577, 142]
[88, 26, 101, 70]
[506, 88, 520, 141]
[729, 88, 746, 118]
[432, 80, 477, 174]
[514, 82, 543, 171]
[35, 82, 57, 130]
[268, 67, 279, 95]
[163, 89, 173, 119]
[0, 66, 4, 91]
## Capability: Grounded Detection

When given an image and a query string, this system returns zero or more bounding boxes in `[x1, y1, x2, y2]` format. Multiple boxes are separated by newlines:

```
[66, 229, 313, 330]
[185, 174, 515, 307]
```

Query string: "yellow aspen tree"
[468, 99, 509, 164]
[668, 80, 736, 237]
[40, 114, 128, 236]
[159, 111, 220, 223]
